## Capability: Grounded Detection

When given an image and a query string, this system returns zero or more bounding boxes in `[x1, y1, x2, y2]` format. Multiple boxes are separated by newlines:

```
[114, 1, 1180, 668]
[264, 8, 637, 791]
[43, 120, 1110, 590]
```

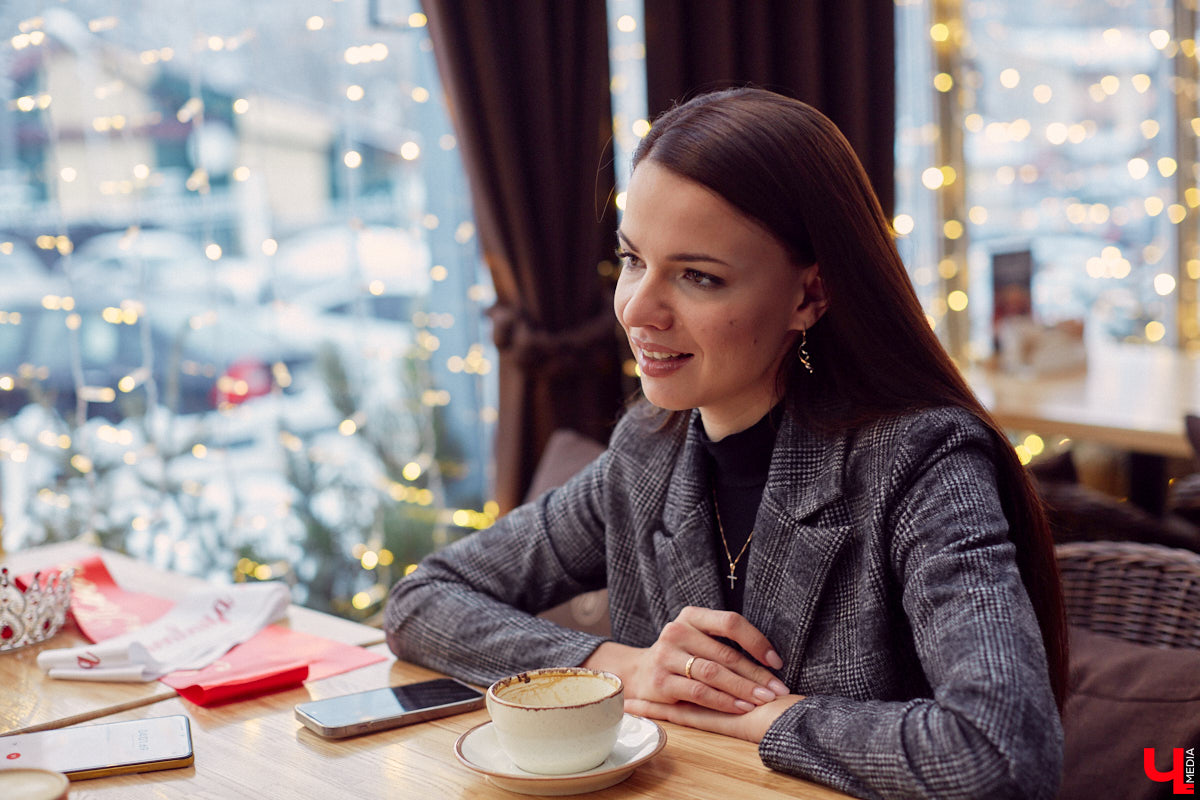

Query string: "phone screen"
[0, 715, 194, 779]
[297, 678, 483, 729]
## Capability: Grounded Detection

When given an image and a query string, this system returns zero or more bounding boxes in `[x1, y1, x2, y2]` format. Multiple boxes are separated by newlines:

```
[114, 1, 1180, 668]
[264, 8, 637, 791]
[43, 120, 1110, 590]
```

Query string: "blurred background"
[895, 0, 1197, 356]
[0, 0, 502, 619]
[3, 0, 1199, 620]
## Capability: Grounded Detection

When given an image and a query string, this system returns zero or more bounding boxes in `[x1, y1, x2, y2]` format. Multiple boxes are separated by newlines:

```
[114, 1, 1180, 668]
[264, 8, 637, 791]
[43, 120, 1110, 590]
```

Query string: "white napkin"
[37, 581, 291, 682]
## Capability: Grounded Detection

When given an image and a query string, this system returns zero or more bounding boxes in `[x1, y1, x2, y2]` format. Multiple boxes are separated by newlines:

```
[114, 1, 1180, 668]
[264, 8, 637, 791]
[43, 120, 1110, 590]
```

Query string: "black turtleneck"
[696, 406, 781, 613]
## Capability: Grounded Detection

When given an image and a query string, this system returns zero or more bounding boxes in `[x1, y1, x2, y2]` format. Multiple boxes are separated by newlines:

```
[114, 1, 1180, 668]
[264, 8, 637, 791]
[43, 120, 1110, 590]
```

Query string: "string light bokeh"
[606, 0, 648, 383]
[0, 0, 499, 620]
[895, 0, 1200, 360]
[9, 0, 1198, 610]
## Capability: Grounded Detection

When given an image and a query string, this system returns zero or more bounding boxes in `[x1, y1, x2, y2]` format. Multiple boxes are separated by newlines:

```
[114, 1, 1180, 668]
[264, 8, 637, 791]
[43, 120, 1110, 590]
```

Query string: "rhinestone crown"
[0, 566, 75, 652]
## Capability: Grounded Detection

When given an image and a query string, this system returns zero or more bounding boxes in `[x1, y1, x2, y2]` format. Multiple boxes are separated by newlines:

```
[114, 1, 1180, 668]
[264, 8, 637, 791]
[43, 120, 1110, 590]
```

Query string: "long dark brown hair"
[632, 87, 1067, 709]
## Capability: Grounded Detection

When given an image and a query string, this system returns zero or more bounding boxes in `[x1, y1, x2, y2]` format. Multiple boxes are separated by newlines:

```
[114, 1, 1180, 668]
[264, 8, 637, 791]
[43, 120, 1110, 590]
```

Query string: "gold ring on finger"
[684, 655, 697, 681]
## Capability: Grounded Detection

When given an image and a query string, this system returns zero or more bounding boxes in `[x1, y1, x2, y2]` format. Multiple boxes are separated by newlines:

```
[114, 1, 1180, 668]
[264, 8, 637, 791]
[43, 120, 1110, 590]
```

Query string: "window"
[895, 0, 1200, 358]
[0, 0, 497, 619]
[607, 0, 649, 199]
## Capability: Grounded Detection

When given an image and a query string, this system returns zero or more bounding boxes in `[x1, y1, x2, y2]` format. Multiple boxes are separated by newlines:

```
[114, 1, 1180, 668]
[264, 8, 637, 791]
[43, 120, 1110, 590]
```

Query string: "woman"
[385, 88, 1066, 799]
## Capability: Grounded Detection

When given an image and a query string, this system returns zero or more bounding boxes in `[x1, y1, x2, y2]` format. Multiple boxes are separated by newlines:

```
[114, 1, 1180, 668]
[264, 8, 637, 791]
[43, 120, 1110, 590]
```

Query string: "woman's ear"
[790, 264, 829, 332]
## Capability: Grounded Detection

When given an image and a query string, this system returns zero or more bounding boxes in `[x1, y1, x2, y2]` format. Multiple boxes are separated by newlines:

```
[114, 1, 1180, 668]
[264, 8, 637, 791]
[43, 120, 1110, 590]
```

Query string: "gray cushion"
[525, 428, 606, 501]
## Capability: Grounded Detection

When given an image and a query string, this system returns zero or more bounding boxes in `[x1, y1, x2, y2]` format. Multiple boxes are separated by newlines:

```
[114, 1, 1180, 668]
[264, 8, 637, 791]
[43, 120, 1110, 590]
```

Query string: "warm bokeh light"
[921, 167, 945, 189]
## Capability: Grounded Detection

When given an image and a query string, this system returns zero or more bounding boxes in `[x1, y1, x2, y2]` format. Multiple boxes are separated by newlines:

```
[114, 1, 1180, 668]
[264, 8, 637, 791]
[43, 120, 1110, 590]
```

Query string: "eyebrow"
[615, 230, 734, 268]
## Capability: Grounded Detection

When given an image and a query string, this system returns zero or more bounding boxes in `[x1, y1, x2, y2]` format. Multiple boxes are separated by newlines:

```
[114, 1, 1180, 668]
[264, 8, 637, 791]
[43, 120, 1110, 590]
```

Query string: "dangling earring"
[797, 328, 814, 374]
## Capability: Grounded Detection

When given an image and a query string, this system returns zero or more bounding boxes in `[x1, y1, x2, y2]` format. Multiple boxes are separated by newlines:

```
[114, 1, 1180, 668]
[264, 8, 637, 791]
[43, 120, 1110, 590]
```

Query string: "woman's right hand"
[582, 605, 789, 714]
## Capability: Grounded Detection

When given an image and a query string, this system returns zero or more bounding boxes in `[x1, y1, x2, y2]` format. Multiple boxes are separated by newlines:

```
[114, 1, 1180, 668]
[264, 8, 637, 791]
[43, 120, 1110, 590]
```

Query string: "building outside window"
[0, 0, 498, 620]
[895, 0, 1200, 359]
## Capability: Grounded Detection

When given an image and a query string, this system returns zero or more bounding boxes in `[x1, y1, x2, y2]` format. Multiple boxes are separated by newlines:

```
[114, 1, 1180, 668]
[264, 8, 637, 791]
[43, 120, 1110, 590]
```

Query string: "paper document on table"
[36, 581, 290, 682]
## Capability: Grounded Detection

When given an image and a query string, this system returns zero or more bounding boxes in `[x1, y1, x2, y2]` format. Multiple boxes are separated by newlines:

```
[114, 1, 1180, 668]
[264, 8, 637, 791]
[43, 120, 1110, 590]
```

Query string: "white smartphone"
[294, 677, 485, 738]
[0, 715, 194, 780]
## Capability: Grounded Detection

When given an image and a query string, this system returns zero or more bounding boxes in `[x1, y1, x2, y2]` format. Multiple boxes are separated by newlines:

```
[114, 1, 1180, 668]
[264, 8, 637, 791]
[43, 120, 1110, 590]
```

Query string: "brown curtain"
[642, 0, 895, 216]
[421, 1, 625, 511]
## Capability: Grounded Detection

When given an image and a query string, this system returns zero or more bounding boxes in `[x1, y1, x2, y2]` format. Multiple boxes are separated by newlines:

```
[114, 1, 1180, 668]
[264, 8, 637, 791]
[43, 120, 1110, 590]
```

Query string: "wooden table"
[0, 543, 385, 736]
[1, 545, 853, 799]
[964, 340, 1199, 460]
[965, 340, 1200, 512]
[59, 649, 849, 800]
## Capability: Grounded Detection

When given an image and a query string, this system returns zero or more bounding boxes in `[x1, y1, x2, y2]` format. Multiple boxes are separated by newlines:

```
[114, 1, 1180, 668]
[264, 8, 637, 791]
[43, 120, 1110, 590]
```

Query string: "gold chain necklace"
[711, 490, 754, 590]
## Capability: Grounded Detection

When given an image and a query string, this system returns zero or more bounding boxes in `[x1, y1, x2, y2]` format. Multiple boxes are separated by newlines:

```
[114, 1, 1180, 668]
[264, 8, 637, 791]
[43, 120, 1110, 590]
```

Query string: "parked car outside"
[0, 281, 310, 421]
[266, 225, 433, 392]
[61, 228, 268, 306]
[269, 224, 431, 304]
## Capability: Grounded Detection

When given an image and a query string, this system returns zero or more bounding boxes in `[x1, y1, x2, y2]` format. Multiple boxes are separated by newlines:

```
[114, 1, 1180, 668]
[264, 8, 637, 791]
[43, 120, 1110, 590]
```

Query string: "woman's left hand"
[624, 693, 805, 743]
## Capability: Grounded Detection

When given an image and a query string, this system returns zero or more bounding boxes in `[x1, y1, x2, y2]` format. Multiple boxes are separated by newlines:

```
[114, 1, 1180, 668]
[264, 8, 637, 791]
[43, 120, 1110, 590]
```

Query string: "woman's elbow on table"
[758, 695, 1063, 800]
[381, 570, 438, 661]
[910, 711, 1063, 800]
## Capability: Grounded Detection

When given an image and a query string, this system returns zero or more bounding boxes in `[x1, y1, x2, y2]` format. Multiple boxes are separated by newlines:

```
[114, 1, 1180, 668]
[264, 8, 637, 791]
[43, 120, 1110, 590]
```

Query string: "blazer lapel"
[656, 413, 724, 614]
[743, 415, 856, 667]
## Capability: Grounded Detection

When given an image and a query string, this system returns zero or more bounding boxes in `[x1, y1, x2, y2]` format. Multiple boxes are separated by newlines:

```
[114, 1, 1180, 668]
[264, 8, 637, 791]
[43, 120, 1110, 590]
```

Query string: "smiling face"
[614, 160, 826, 440]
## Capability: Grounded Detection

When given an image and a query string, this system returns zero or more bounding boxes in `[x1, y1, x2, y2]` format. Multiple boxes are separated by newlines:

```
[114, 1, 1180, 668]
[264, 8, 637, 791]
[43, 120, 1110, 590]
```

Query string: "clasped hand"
[583, 606, 803, 742]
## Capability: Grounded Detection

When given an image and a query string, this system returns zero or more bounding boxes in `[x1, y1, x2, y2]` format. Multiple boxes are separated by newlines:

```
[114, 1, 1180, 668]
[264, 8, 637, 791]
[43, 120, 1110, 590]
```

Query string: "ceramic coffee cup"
[485, 667, 624, 775]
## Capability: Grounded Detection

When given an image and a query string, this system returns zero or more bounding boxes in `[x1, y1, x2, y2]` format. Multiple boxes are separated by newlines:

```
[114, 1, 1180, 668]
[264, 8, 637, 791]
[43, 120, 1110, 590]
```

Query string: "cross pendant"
[727, 570, 738, 589]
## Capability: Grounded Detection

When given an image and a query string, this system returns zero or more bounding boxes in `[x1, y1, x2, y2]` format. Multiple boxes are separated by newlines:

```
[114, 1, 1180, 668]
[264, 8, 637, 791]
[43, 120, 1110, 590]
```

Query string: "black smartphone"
[294, 677, 485, 738]
[0, 715, 194, 780]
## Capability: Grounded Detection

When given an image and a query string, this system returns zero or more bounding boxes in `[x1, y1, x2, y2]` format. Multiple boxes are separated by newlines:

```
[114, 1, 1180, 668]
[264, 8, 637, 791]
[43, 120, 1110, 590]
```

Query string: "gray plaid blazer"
[384, 405, 1063, 799]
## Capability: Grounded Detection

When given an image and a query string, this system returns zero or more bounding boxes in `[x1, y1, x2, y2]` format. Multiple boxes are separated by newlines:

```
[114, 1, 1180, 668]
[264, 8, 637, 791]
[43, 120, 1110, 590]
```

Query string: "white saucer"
[454, 713, 667, 796]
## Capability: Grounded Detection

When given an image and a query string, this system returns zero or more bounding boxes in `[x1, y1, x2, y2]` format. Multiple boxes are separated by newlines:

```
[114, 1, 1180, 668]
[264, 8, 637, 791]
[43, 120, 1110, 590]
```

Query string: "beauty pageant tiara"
[0, 565, 75, 652]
